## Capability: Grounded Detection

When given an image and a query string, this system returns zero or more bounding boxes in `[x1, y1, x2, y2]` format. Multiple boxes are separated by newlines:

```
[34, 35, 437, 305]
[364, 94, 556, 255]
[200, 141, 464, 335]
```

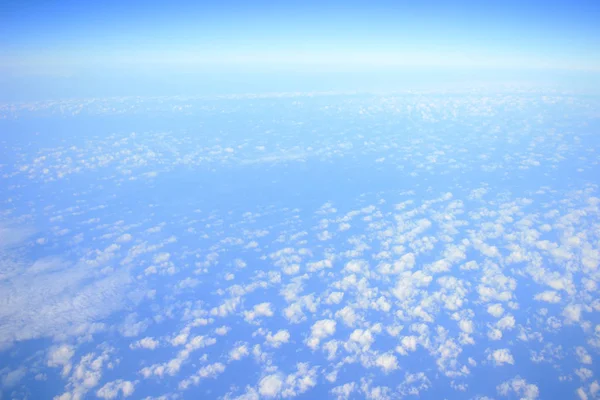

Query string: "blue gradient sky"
[1, 0, 599, 99]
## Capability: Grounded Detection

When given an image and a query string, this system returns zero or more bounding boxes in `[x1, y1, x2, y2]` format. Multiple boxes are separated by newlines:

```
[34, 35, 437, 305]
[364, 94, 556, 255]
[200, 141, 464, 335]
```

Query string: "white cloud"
[96, 380, 136, 399]
[331, 382, 356, 400]
[563, 304, 583, 324]
[534, 291, 561, 303]
[326, 291, 344, 305]
[179, 362, 226, 390]
[459, 319, 474, 334]
[280, 363, 318, 397]
[576, 346, 593, 365]
[339, 223, 351, 232]
[460, 260, 479, 271]
[347, 329, 374, 352]
[497, 315, 516, 331]
[47, 344, 75, 376]
[336, 306, 359, 327]
[487, 303, 504, 318]
[497, 376, 539, 399]
[398, 372, 431, 396]
[57, 349, 112, 399]
[215, 326, 230, 336]
[489, 349, 515, 366]
[575, 368, 593, 381]
[244, 302, 274, 323]
[116, 233, 132, 243]
[307, 319, 336, 350]
[488, 328, 503, 341]
[392, 270, 432, 301]
[229, 343, 250, 361]
[397, 335, 418, 355]
[265, 330, 290, 348]
[118, 313, 149, 337]
[130, 337, 159, 350]
[259, 374, 283, 397]
[375, 353, 398, 373]
[577, 387, 589, 400]
[344, 259, 369, 275]
[307, 258, 333, 272]
[1, 367, 26, 388]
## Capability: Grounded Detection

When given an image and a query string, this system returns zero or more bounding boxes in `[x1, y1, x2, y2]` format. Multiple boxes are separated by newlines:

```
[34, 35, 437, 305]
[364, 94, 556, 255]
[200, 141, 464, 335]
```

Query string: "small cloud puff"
[489, 349, 515, 366]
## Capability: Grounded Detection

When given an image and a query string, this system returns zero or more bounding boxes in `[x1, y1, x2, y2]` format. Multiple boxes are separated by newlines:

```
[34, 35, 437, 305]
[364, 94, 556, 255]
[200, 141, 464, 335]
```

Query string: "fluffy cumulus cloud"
[306, 319, 336, 350]
[1, 367, 26, 388]
[47, 345, 75, 376]
[331, 382, 357, 399]
[266, 330, 291, 348]
[497, 376, 539, 399]
[259, 374, 284, 398]
[563, 304, 583, 324]
[129, 337, 159, 350]
[375, 353, 399, 373]
[487, 303, 504, 318]
[244, 302, 275, 322]
[534, 291, 561, 303]
[575, 347, 593, 365]
[179, 362, 226, 390]
[96, 380, 135, 399]
[489, 349, 515, 366]
[229, 344, 250, 361]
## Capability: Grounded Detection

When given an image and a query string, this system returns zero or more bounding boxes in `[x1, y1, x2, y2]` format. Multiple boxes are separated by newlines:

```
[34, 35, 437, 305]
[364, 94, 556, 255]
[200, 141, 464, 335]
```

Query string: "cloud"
[534, 291, 561, 303]
[57, 348, 112, 399]
[266, 330, 290, 348]
[179, 363, 226, 390]
[347, 329, 375, 352]
[336, 306, 359, 327]
[575, 346, 593, 365]
[459, 319, 474, 334]
[326, 291, 344, 304]
[487, 303, 504, 318]
[375, 353, 398, 373]
[331, 382, 357, 400]
[563, 304, 583, 324]
[575, 368, 593, 381]
[306, 319, 336, 350]
[496, 315, 516, 331]
[96, 380, 136, 399]
[1, 367, 26, 388]
[0, 262, 132, 350]
[229, 343, 250, 361]
[0, 223, 33, 249]
[243, 302, 274, 323]
[140, 335, 217, 378]
[119, 313, 149, 337]
[130, 337, 159, 350]
[47, 344, 75, 376]
[497, 376, 539, 399]
[259, 374, 283, 398]
[398, 372, 431, 396]
[116, 233, 133, 243]
[280, 363, 318, 397]
[489, 349, 515, 366]
[397, 335, 418, 355]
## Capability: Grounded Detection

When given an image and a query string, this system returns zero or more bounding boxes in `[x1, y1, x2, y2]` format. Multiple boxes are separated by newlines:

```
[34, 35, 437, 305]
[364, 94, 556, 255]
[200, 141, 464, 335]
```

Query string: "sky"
[1, 0, 600, 97]
[1, 90, 600, 400]
[1, 2, 600, 399]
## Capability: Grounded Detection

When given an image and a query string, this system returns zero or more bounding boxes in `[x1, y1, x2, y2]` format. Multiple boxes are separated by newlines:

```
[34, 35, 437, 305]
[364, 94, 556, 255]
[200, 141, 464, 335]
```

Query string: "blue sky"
[2, 92, 600, 400]
[1, 0, 599, 98]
